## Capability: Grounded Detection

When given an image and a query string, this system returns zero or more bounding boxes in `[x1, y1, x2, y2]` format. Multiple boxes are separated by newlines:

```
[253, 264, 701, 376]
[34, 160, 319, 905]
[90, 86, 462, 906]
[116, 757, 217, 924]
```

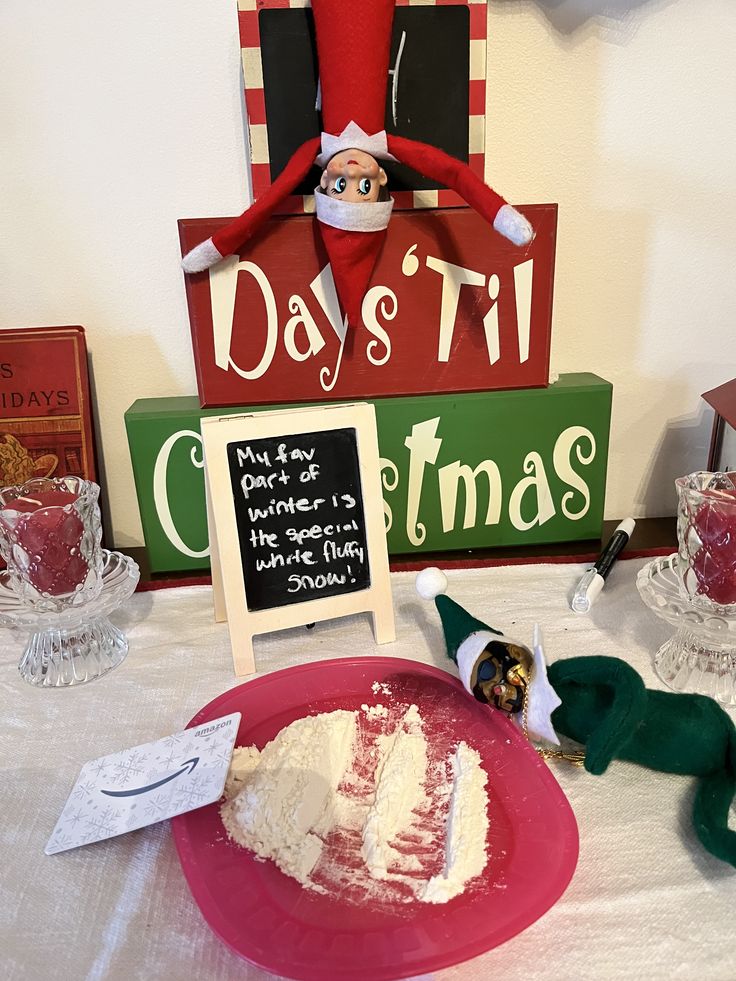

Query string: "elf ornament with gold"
[182, 0, 533, 329]
[415, 567, 562, 745]
[416, 567, 736, 870]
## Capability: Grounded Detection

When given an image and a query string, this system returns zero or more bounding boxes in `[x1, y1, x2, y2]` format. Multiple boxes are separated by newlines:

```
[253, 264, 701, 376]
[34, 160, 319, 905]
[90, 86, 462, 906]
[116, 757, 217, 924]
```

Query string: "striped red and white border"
[237, 0, 487, 215]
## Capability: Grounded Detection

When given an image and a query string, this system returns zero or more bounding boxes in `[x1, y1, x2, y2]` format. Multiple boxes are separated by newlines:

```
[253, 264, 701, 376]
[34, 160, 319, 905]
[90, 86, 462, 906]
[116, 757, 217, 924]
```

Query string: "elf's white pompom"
[416, 567, 448, 601]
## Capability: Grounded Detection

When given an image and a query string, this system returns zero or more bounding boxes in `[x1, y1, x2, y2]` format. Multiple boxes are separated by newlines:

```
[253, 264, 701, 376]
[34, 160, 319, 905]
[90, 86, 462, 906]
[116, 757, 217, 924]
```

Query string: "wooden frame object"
[201, 402, 395, 675]
[703, 378, 736, 473]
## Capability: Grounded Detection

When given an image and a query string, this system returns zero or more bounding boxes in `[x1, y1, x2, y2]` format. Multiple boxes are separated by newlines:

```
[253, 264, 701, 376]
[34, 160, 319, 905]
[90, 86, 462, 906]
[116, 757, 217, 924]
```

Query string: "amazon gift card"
[45, 713, 240, 855]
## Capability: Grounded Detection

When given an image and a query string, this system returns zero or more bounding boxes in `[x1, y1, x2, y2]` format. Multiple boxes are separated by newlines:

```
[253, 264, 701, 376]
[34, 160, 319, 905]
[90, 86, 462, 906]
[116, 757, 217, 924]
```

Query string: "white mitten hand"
[181, 237, 223, 273]
[493, 204, 534, 247]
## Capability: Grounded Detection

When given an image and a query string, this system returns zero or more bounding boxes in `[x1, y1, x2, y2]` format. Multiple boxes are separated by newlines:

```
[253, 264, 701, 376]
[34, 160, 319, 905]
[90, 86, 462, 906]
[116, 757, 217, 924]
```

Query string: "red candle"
[0, 490, 89, 596]
[9, 490, 79, 513]
[692, 491, 736, 607]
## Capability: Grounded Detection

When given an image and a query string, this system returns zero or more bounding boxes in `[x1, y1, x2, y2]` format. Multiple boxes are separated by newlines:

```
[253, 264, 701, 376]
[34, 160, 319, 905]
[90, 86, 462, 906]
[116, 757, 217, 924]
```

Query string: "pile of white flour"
[221, 698, 489, 905]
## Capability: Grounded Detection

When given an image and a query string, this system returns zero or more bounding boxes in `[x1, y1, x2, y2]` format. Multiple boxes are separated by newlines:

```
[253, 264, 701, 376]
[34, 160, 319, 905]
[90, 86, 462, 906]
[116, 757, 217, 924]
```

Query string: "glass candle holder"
[0, 477, 139, 688]
[635, 471, 736, 705]
[676, 470, 736, 614]
[0, 476, 104, 612]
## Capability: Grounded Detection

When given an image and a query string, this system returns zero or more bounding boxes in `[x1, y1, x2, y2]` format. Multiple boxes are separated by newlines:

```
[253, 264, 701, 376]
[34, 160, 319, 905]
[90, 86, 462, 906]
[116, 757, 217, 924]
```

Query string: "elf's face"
[320, 149, 388, 203]
[472, 640, 533, 714]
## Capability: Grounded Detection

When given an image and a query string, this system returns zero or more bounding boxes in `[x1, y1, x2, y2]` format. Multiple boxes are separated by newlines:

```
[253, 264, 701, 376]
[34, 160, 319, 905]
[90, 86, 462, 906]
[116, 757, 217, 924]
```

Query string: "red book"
[0, 326, 97, 487]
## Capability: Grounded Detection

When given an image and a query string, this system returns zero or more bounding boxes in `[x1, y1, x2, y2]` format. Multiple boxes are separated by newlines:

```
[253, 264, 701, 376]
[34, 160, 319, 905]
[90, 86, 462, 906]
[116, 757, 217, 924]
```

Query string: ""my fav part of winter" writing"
[229, 431, 369, 606]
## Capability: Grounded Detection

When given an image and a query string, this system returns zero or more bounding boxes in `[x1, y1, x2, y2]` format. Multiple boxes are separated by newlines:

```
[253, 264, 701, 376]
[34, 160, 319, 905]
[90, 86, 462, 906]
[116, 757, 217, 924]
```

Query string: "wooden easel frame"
[200, 403, 395, 676]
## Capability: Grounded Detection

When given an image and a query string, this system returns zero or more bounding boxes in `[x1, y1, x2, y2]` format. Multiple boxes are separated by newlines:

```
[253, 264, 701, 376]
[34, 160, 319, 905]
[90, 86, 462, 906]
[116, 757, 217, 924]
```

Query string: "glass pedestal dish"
[0, 550, 140, 688]
[637, 553, 736, 705]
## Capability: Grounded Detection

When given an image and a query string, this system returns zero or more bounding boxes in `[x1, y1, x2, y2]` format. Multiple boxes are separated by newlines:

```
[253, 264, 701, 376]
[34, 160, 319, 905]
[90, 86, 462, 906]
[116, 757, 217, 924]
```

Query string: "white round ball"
[415, 567, 448, 600]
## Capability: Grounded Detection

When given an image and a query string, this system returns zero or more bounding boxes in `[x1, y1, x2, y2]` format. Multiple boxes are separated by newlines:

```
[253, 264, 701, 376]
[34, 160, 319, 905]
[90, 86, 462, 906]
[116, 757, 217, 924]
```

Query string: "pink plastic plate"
[172, 657, 578, 980]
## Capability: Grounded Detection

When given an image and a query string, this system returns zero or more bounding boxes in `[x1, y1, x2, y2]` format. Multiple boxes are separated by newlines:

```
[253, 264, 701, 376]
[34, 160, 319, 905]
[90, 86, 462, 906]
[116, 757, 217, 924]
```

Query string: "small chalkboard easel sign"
[201, 403, 395, 675]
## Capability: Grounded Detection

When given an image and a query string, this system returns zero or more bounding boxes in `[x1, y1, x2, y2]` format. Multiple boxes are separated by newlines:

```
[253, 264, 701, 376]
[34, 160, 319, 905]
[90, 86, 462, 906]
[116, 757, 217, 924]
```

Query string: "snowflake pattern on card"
[112, 751, 147, 787]
[47, 831, 75, 853]
[72, 779, 97, 801]
[174, 778, 210, 811]
[161, 731, 188, 750]
[156, 748, 178, 770]
[144, 792, 176, 822]
[45, 713, 241, 855]
[84, 806, 119, 839]
[90, 758, 111, 779]
[67, 808, 87, 828]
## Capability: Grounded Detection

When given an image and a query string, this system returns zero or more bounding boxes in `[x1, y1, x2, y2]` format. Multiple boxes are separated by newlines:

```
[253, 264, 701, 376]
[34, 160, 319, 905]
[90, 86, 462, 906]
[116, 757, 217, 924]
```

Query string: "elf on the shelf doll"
[416, 567, 736, 870]
[182, 0, 533, 329]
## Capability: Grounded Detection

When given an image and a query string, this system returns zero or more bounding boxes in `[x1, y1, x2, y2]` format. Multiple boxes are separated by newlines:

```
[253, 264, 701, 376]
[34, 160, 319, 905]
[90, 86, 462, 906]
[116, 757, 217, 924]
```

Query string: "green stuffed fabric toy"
[548, 655, 736, 869]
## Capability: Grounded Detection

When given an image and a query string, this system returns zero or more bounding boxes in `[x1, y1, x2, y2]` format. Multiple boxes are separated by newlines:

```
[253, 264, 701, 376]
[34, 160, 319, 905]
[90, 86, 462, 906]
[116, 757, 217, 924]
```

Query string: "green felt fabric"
[548, 656, 736, 869]
[434, 594, 499, 664]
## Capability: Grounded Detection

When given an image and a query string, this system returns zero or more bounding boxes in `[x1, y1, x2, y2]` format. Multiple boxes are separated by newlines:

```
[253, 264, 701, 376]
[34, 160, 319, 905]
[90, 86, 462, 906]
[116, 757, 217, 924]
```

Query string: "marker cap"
[571, 569, 604, 615]
[617, 517, 636, 539]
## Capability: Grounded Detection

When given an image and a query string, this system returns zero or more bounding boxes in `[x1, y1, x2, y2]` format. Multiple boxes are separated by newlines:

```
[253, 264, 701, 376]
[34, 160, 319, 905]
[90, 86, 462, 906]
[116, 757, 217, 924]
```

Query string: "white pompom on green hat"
[415, 567, 503, 694]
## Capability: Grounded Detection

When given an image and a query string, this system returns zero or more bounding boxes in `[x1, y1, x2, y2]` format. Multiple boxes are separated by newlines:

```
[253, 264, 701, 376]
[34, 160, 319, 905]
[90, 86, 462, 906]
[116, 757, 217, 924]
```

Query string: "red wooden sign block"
[179, 204, 556, 408]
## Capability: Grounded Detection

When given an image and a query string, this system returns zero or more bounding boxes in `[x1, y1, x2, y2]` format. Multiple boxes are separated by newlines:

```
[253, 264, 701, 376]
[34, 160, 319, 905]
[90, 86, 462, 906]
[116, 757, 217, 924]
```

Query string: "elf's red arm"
[386, 134, 533, 246]
[182, 136, 322, 272]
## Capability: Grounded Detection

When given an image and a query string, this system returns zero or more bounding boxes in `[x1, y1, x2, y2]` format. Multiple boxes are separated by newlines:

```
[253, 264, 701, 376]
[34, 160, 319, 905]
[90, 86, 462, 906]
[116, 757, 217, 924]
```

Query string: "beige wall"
[1, 0, 734, 546]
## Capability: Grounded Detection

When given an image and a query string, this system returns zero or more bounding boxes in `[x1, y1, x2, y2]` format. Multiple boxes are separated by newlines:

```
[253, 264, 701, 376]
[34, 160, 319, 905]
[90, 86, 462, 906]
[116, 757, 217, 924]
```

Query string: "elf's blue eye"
[358, 178, 371, 196]
[334, 177, 347, 194]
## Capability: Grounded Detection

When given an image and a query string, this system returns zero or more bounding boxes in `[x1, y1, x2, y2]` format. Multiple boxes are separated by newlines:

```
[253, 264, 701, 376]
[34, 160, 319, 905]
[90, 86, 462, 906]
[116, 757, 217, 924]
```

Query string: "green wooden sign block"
[125, 374, 612, 572]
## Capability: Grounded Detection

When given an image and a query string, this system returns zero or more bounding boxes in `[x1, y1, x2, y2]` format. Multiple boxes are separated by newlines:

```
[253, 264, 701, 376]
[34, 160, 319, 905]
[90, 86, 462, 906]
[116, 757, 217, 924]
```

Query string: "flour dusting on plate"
[221, 698, 489, 905]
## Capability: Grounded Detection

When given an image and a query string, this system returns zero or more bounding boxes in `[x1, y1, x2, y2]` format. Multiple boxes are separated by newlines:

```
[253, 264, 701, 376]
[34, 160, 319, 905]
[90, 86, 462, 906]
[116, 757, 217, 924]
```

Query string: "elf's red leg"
[182, 136, 321, 273]
[386, 134, 533, 246]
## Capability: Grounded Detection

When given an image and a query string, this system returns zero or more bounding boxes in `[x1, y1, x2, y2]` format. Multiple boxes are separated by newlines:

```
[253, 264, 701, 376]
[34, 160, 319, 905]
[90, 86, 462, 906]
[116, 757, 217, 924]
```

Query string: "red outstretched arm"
[183, 136, 321, 272]
[386, 134, 532, 245]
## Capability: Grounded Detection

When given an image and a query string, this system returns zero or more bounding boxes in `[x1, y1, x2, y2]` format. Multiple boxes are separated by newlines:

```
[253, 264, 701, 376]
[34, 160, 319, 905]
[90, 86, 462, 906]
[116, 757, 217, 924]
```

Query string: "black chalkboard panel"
[383, 5, 470, 194]
[227, 428, 371, 612]
[258, 5, 470, 196]
[259, 7, 322, 198]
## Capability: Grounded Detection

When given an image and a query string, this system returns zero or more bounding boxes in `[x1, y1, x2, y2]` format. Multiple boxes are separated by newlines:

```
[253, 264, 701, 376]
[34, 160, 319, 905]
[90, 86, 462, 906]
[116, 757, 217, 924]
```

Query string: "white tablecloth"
[2, 558, 735, 981]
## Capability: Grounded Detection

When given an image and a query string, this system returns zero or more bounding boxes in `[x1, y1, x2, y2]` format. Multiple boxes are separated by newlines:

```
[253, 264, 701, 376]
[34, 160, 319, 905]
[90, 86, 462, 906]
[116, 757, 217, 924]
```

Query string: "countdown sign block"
[125, 374, 612, 573]
[179, 204, 557, 407]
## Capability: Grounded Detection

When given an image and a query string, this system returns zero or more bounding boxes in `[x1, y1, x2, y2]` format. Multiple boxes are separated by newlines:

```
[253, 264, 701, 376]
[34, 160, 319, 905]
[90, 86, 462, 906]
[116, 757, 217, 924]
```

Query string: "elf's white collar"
[314, 189, 394, 232]
[526, 624, 562, 745]
[315, 120, 398, 168]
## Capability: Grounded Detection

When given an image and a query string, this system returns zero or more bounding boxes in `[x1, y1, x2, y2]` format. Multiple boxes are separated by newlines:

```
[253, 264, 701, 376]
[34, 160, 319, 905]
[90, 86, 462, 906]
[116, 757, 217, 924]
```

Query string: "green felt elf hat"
[415, 566, 562, 745]
[415, 566, 502, 675]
